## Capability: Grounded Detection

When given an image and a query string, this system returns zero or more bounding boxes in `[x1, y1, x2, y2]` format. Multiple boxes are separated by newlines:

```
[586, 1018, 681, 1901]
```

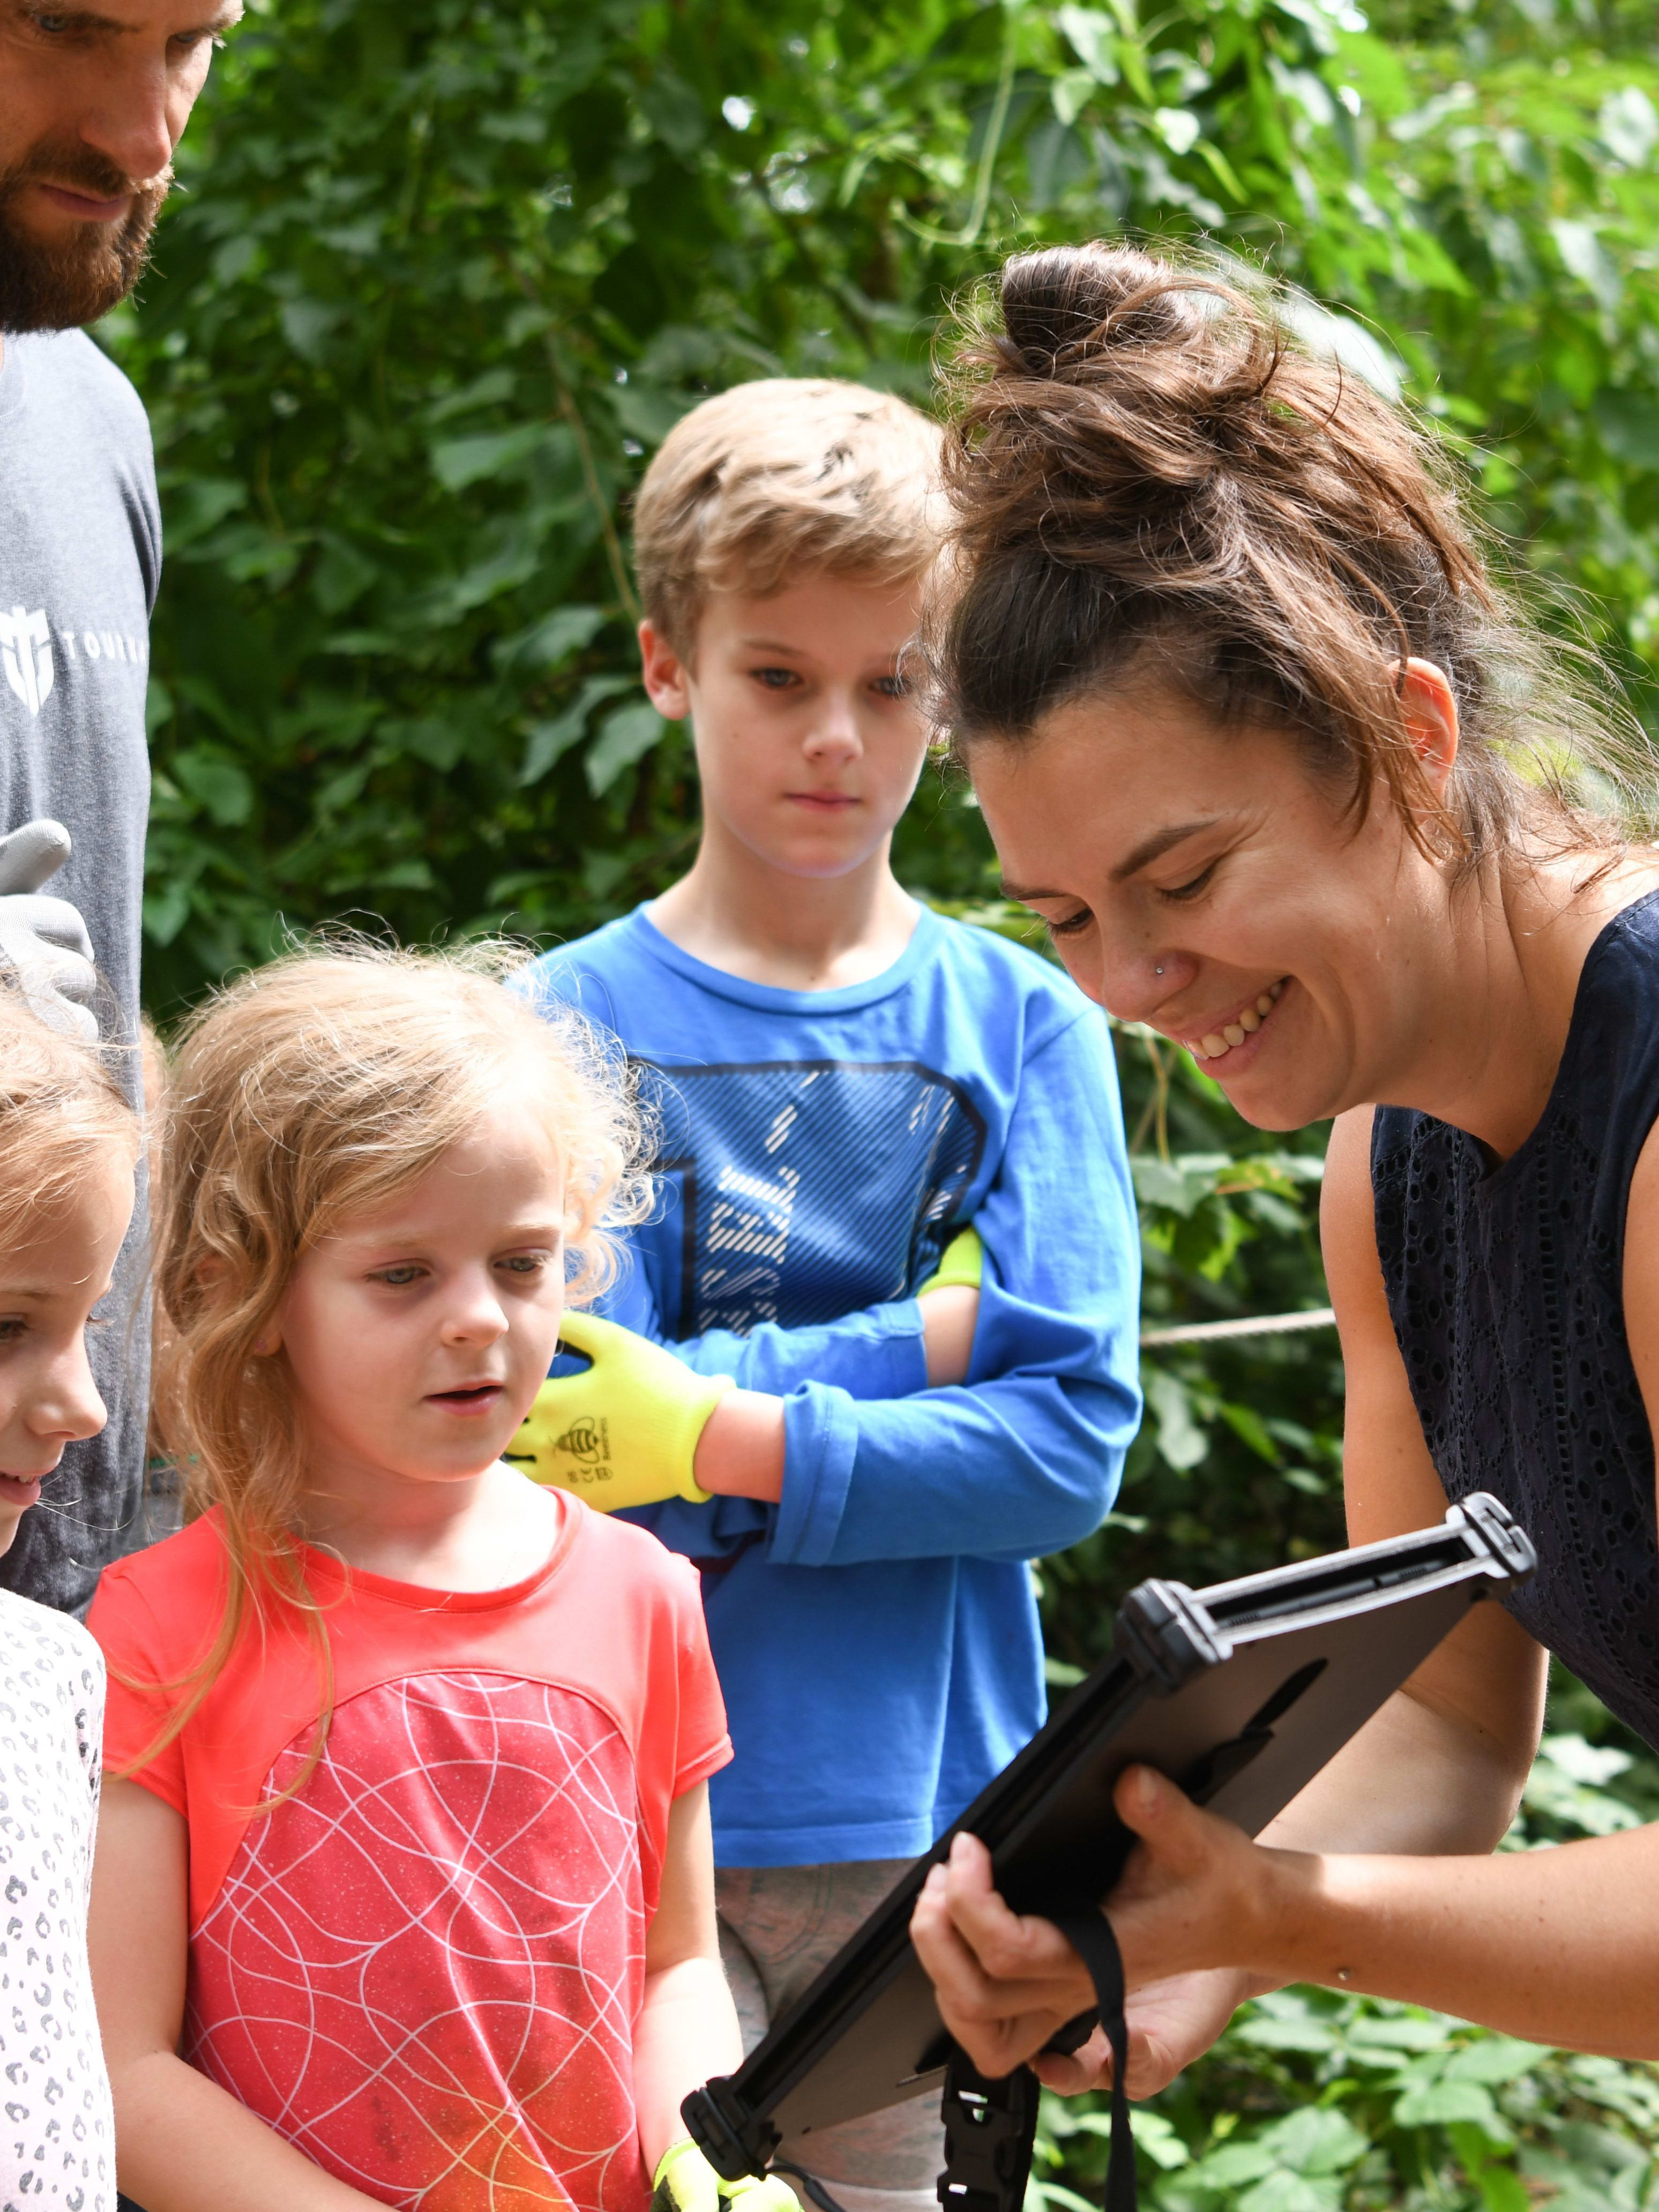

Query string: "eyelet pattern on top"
[1372, 890, 1659, 1749]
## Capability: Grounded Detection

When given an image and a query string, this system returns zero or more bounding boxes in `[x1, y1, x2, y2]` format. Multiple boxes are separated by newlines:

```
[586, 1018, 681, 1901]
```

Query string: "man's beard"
[0, 139, 170, 333]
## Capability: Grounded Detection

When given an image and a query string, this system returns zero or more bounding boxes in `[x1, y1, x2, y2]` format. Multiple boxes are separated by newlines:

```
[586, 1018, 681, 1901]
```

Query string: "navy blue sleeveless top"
[1372, 887, 1659, 1750]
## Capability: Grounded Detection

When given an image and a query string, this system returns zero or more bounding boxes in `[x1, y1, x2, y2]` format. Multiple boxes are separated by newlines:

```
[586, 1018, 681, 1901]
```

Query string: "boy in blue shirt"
[517, 379, 1141, 2212]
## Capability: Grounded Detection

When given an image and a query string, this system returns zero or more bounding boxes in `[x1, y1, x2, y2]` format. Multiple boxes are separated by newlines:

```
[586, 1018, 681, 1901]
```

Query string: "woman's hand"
[911, 1832, 1096, 2076]
[1029, 1969, 1262, 2098]
[910, 1766, 1304, 2087]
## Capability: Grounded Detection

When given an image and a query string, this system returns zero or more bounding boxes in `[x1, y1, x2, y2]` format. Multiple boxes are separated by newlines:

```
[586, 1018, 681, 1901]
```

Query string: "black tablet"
[686, 1492, 1535, 2178]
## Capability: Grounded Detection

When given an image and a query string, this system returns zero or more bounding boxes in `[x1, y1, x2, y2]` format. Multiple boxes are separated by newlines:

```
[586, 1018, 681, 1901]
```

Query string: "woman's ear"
[1396, 657, 1460, 798]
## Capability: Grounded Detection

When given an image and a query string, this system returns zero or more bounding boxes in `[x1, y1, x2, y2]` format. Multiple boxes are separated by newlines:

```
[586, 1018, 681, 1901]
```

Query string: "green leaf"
[430, 424, 550, 492]
[161, 476, 246, 552]
[1132, 1157, 1197, 1215]
[381, 716, 466, 772]
[1551, 220, 1621, 311]
[1182, 2139, 1275, 2189]
[173, 749, 254, 827]
[496, 606, 609, 675]
[1126, 2110, 1189, 2171]
[143, 881, 193, 947]
[1392, 2079, 1501, 2129]
[610, 383, 697, 447]
[585, 699, 668, 796]
[1144, 1369, 1209, 1471]
[1473, 2168, 1531, 2212]
[1593, 390, 1659, 471]
[1154, 107, 1200, 155]
[1237, 2177, 1340, 2212]
[1442, 2036, 1552, 2086]
[1234, 2015, 1343, 2055]
[638, 70, 707, 156]
[1255, 2105, 1368, 2174]
[311, 534, 378, 616]
[1600, 85, 1658, 167]
[518, 675, 634, 787]
[1346, 2013, 1456, 2051]
[1056, 7, 1120, 84]
[1220, 1401, 1280, 1465]
[1027, 118, 1092, 205]
[278, 296, 342, 362]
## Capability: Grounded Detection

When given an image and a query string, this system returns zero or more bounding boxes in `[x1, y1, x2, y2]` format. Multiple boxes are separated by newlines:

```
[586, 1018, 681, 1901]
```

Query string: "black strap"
[769, 2160, 853, 2212]
[1051, 1909, 1136, 2212]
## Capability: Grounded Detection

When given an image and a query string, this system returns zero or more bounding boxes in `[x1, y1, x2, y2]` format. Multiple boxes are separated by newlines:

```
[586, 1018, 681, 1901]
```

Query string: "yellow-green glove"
[916, 1225, 983, 1297]
[652, 2139, 801, 2212]
[505, 1310, 732, 1512]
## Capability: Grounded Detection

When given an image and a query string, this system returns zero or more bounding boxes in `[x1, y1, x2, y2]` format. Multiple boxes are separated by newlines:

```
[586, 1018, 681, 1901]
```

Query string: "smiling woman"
[905, 242, 1659, 2108]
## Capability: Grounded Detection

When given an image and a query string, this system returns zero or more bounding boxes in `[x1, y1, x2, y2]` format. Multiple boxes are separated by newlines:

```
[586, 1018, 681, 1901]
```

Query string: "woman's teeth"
[1189, 981, 1284, 1063]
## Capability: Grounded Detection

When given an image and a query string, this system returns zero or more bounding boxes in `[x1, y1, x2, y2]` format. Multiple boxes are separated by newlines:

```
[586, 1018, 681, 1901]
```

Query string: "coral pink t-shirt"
[89, 1495, 730, 2212]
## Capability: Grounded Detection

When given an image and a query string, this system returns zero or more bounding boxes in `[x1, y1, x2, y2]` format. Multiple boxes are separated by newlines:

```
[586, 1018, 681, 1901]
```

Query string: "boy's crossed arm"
[514, 1014, 1142, 1566]
[509, 1227, 983, 1511]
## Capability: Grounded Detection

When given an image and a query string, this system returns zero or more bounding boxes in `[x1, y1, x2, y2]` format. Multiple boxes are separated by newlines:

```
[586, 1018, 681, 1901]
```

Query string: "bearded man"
[0, 0, 240, 1614]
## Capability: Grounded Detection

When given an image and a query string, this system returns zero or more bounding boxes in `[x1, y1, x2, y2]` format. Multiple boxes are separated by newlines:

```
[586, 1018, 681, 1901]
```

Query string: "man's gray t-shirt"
[0, 328, 157, 1615]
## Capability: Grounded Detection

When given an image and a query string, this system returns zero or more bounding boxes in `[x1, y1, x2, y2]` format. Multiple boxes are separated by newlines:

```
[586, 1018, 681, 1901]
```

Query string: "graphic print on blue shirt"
[640, 1057, 987, 1337]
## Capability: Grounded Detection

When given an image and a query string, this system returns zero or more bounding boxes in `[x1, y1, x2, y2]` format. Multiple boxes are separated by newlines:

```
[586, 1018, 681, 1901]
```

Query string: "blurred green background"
[108, 0, 1659, 2197]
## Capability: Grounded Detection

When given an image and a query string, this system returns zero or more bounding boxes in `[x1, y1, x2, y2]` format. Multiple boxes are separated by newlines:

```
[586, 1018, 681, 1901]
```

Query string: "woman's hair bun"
[931, 235, 1651, 881]
[997, 242, 1202, 377]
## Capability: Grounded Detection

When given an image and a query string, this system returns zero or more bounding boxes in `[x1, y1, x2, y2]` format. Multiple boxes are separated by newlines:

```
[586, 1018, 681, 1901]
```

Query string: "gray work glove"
[0, 820, 98, 1041]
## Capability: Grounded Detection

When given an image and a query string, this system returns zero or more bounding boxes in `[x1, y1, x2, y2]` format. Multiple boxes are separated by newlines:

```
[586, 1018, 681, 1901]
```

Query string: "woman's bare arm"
[90, 1777, 384, 2212]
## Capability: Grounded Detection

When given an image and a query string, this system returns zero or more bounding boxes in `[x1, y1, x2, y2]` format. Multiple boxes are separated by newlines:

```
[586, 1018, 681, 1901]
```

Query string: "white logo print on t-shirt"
[0, 607, 53, 718]
[0, 604, 149, 724]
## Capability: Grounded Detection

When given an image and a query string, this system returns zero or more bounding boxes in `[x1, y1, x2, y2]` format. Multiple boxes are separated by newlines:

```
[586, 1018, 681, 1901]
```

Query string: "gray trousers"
[718, 1862, 943, 2212]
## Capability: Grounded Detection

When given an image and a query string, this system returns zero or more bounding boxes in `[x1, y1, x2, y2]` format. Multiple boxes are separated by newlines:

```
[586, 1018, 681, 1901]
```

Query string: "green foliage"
[1034, 1984, 1659, 2210]
[102, 0, 1485, 1010]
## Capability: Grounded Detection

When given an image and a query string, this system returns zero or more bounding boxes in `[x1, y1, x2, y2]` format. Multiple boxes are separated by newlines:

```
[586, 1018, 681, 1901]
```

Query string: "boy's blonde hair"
[633, 378, 944, 655]
[0, 990, 137, 1237]
[141, 938, 647, 1788]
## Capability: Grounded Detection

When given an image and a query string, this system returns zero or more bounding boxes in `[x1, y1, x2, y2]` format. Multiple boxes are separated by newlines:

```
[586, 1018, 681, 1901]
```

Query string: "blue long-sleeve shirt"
[522, 903, 1141, 1865]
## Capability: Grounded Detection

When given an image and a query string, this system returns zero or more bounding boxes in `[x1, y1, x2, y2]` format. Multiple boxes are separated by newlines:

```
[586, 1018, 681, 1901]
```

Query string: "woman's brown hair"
[932, 241, 1650, 870]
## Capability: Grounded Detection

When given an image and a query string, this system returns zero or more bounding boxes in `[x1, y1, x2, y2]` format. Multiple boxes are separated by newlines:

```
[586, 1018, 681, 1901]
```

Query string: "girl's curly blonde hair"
[140, 937, 648, 1784]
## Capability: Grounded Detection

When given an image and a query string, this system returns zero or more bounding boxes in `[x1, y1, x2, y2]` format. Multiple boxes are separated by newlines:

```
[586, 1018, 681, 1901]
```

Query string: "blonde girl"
[0, 989, 138, 2212]
[86, 945, 766, 2212]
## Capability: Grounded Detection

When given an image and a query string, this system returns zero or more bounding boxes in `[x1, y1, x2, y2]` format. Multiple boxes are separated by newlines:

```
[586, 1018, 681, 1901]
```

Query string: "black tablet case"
[686, 1492, 1536, 2180]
